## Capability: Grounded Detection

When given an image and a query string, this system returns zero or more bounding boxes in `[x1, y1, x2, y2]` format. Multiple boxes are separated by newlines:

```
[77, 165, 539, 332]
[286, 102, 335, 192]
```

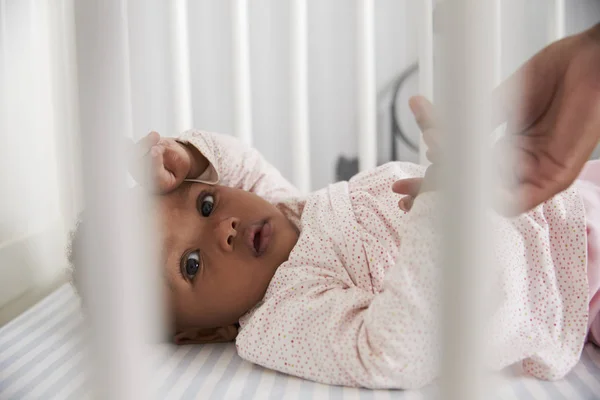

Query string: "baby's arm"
[237, 270, 438, 389]
[177, 130, 300, 203]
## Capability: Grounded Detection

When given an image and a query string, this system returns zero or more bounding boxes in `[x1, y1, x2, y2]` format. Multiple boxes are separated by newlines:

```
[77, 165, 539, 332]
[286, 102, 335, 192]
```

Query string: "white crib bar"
[43, 0, 80, 225]
[290, 0, 311, 192]
[0, 0, 4, 45]
[438, 1, 496, 399]
[418, 0, 434, 165]
[231, 0, 253, 145]
[494, 0, 502, 86]
[550, 0, 566, 41]
[356, 0, 377, 172]
[73, 0, 159, 398]
[171, 0, 194, 133]
[0, 0, 6, 148]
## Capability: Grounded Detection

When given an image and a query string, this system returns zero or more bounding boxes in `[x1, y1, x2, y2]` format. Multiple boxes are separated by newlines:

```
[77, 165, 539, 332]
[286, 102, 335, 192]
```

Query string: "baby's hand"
[128, 132, 198, 194]
[410, 96, 441, 163]
[392, 165, 438, 211]
[393, 96, 440, 211]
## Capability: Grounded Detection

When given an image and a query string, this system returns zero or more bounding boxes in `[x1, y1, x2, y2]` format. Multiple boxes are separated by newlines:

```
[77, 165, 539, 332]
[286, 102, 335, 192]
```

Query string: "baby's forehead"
[125, 186, 170, 219]
[129, 185, 178, 205]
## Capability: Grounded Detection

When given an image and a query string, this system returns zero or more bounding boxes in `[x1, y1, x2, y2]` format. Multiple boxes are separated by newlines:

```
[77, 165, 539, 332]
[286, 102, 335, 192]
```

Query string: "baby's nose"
[217, 217, 239, 252]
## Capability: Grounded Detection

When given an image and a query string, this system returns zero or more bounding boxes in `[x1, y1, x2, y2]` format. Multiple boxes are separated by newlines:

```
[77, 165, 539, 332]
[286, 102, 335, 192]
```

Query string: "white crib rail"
[550, 0, 566, 42]
[0, 0, 6, 173]
[290, 0, 311, 192]
[418, 0, 434, 165]
[171, 0, 194, 133]
[231, 0, 253, 145]
[356, 0, 377, 172]
[494, 0, 502, 86]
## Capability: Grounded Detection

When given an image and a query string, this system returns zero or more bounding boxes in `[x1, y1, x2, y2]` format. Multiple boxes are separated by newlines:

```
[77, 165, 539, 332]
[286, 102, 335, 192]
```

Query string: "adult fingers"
[491, 135, 575, 216]
[495, 181, 557, 217]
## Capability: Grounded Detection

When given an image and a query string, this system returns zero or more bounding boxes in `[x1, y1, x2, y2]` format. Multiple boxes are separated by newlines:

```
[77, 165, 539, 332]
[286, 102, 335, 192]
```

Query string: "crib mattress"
[0, 284, 599, 400]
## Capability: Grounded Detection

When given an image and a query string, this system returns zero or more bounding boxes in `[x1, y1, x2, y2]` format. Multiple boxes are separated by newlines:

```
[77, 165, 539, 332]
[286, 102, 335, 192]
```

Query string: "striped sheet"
[1, 285, 599, 399]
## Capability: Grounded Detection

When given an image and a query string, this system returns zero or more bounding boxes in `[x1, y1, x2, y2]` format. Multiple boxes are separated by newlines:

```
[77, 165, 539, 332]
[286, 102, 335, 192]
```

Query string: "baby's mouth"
[246, 220, 272, 256]
[253, 229, 261, 253]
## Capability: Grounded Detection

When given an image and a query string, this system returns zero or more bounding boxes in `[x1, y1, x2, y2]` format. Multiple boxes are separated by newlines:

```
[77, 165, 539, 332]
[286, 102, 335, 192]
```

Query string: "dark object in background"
[335, 156, 359, 182]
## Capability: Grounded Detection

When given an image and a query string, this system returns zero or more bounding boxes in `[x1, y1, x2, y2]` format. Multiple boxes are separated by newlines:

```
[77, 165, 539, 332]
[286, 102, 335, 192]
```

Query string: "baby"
[69, 97, 600, 389]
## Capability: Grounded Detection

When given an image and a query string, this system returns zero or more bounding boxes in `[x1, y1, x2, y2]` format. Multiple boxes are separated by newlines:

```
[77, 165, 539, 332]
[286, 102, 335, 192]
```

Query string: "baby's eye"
[199, 194, 214, 217]
[184, 251, 200, 279]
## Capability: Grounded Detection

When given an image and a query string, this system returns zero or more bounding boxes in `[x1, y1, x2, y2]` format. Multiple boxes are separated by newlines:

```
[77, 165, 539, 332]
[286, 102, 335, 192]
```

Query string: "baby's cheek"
[235, 264, 270, 300]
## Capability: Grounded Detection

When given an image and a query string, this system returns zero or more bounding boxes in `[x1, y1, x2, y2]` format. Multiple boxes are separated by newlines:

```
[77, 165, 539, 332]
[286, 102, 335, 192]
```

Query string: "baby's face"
[156, 182, 298, 333]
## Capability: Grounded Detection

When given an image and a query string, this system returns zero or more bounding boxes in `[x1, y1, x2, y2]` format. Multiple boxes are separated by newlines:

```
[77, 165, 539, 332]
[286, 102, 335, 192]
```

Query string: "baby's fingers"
[409, 96, 436, 132]
[393, 179, 421, 212]
[409, 96, 441, 153]
[399, 196, 415, 212]
[127, 132, 161, 180]
[149, 145, 176, 191]
[392, 178, 423, 197]
[150, 145, 165, 173]
[133, 131, 160, 158]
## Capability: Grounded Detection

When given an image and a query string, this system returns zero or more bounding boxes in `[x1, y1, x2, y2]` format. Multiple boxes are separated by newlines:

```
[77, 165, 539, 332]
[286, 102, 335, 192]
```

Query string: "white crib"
[1, 1, 599, 399]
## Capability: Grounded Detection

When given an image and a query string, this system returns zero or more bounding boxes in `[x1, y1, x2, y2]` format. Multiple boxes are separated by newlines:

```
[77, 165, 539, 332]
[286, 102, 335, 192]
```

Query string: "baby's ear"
[173, 325, 238, 345]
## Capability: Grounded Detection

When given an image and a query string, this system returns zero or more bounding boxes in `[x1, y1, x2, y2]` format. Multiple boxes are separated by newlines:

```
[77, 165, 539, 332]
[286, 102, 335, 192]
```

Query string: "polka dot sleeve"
[176, 130, 300, 202]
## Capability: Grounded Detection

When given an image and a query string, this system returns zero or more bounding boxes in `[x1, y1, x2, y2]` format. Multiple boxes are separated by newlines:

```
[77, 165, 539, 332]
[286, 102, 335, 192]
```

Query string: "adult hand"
[494, 23, 600, 214]
[395, 24, 600, 215]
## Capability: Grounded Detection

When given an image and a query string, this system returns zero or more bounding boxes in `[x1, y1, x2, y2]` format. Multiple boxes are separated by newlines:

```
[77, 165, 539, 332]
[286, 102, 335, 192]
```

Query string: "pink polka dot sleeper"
[179, 130, 599, 389]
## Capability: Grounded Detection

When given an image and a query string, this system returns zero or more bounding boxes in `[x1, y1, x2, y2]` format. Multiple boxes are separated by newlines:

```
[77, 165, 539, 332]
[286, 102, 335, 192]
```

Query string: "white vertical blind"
[73, 0, 160, 398]
[171, 0, 193, 133]
[231, 0, 253, 145]
[418, 0, 434, 165]
[290, 0, 311, 192]
[356, 0, 377, 172]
